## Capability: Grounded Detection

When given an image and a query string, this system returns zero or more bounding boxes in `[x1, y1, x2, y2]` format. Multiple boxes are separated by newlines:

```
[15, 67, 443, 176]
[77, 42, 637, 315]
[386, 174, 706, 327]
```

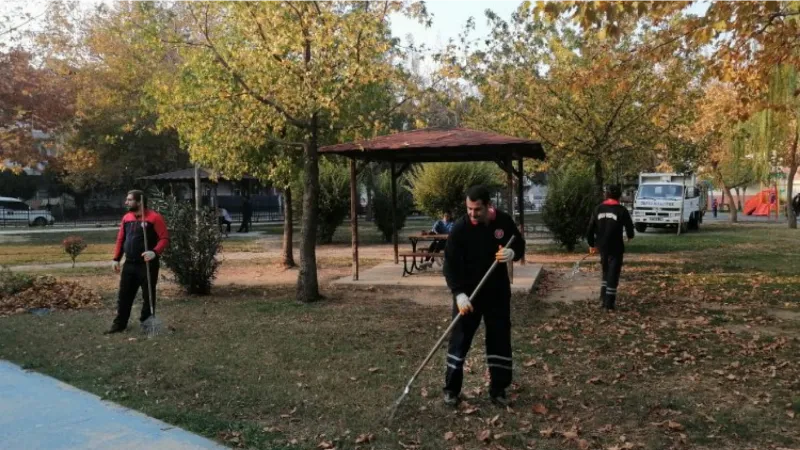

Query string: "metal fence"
[0, 205, 285, 229]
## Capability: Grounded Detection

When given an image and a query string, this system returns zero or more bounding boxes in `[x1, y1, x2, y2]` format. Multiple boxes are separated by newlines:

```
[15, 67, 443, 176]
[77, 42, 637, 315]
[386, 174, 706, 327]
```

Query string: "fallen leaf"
[587, 376, 602, 385]
[317, 440, 335, 449]
[532, 403, 548, 415]
[368, 367, 380, 373]
[477, 429, 492, 442]
[788, 411, 796, 419]
[421, 387, 428, 398]
[490, 414, 501, 426]
[577, 439, 590, 450]
[461, 404, 480, 415]
[523, 360, 537, 367]
[444, 431, 455, 441]
[539, 427, 554, 438]
[562, 429, 579, 441]
[355, 433, 374, 444]
[668, 421, 684, 431]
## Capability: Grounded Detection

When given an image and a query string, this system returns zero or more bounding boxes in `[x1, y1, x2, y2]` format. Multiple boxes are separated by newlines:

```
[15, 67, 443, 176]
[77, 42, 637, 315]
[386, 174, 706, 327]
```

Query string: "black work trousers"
[444, 292, 512, 397]
[238, 215, 251, 233]
[113, 260, 159, 328]
[600, 252, 623, 310]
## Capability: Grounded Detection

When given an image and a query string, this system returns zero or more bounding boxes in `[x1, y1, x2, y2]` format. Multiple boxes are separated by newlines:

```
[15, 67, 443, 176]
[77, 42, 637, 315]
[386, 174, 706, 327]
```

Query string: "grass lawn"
[1, 222, 798, 449]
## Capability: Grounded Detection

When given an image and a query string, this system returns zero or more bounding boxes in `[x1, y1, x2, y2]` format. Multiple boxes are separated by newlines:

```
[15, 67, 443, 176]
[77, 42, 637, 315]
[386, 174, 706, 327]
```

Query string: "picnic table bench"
[399, 233, 448, 276]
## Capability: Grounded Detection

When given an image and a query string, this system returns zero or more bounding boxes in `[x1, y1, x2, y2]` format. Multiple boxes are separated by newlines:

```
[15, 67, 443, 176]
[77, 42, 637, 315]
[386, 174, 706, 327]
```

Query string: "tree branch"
[188, 5, 308, 128]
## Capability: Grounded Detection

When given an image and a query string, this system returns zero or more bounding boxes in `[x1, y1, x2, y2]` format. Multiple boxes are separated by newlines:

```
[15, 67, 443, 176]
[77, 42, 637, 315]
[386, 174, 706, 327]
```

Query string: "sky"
[3, 0, 522, 47]
[2, 0, 710, 67]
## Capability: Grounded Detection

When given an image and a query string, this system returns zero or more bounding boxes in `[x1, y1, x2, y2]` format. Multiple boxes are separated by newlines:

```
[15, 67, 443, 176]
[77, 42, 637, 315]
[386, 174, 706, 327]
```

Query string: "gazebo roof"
[138, 168, 258, 182]
[319, 127, 545, 162]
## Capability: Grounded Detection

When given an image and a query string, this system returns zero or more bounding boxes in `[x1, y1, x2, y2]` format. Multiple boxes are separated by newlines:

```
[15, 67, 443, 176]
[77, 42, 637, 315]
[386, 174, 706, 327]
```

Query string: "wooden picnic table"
[407, 233, 449, 253]
[399, 233, 449, 276]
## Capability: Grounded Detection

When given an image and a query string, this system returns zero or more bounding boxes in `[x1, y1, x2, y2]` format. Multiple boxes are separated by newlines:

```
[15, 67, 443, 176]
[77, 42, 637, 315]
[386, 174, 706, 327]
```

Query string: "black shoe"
[443, 391, 460, 407]
[490, 391, 510, 407]
[103, 324, 126, 334]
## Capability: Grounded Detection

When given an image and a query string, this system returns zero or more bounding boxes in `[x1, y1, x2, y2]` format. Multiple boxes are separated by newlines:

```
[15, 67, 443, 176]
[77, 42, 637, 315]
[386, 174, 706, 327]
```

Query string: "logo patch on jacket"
[494, 229, 504, 239]
[598, 212, 618, 221]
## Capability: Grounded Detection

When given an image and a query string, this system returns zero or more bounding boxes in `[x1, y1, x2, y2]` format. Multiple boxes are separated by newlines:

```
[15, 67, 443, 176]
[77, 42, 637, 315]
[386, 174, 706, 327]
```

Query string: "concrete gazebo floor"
[331, 261, 543, 293]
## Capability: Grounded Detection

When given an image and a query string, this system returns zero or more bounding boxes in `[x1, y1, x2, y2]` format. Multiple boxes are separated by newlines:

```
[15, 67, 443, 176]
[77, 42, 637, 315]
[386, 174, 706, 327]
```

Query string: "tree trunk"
[787, 122, 799, 229]
[724, 184, 738, 223]
[593, 159, 604, 194]
[296, 116, 321, 303]
[282, 186, 296, 268]
[735, 187, 742, 212]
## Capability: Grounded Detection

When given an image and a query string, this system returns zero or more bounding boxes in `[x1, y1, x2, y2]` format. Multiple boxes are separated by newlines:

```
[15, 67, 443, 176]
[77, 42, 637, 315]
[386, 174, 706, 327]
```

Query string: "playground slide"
[743, 189, 777, 216]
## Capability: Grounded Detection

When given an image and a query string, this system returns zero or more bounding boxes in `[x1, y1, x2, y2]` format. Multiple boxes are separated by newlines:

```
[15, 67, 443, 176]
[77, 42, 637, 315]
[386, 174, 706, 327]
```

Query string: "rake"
[140, 202, 165, 338]
[386, 235, 516, 425]
[569, 253, 593, 278]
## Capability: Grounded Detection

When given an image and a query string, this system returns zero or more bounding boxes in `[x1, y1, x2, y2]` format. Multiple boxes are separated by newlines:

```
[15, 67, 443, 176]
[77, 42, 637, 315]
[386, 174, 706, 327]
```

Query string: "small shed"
[319, 127, 545, 280]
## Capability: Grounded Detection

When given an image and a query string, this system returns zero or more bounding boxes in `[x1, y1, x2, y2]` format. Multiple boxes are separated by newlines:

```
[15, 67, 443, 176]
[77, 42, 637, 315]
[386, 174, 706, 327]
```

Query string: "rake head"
[569, 254, 591, 278]
[141, 315, 165, 338]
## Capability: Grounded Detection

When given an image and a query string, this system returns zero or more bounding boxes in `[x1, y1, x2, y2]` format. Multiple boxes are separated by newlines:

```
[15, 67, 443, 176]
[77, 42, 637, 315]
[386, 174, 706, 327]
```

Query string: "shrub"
[62, 236, 87, 268]
[292, 158, 351, 244]
[372, 171, 414, 242]
[150, 193, 222, 295]
[542, 163, 600, 252]
[0, 267, 35, 298]
[409, 162, 504, 218]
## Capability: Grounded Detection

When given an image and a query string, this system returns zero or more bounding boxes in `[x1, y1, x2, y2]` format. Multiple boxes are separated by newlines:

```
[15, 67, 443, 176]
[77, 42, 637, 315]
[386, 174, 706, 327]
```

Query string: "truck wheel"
[635, 223, 647, 233]
[33, 217, 47, 227]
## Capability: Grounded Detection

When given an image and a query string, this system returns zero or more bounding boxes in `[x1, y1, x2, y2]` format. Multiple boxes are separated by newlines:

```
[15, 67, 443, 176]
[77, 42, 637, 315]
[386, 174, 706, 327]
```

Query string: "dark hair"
[605, 184, 622, 200]
[128, 189, 147, 208]
[466, 185, 491, 205]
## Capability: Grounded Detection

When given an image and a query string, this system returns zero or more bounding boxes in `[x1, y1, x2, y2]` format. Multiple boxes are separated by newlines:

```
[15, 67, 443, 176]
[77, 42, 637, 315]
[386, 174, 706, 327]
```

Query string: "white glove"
[456, 293, 472, 315]
[142, 251, 156, 262]
[112, 260, 120, 273]
[496, 247, 515, 263]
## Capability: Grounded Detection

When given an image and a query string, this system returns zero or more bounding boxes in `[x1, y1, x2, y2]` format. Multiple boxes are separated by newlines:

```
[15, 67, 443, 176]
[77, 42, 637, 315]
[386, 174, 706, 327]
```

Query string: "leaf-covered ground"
[0, 223, 798, 449]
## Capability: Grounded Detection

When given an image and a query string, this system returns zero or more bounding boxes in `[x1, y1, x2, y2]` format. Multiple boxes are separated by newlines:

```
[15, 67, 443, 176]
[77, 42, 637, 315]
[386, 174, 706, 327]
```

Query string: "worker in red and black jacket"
[586, 185, 634, 311]
[105, 190, 169, 334]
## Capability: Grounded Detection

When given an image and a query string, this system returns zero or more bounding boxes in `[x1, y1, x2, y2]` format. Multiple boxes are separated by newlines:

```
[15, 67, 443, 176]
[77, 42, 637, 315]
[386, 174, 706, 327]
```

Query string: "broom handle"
[140, 202, 155, 317]
[403, 235, 517, 389]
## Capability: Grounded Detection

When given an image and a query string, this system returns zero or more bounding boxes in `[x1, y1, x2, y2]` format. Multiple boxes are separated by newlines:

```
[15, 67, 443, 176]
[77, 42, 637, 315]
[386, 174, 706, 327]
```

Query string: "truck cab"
[632, 173, 704, 234]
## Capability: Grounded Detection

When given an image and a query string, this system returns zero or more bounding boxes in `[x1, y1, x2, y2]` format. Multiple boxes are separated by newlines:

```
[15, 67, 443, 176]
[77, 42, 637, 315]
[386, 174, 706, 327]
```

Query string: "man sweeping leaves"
[105, 190, 169, 334]
[442, 185, 525, 407]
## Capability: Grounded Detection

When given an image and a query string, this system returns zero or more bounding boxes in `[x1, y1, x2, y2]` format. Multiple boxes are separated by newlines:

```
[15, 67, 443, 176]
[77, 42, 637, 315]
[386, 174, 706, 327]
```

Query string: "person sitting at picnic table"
[218, 207, 232, 234]
[420, 210, 453, 269]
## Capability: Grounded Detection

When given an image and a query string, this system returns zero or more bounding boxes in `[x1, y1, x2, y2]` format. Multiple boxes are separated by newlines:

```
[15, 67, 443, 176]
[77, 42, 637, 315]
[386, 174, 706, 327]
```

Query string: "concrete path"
[0, 361, 226, 450]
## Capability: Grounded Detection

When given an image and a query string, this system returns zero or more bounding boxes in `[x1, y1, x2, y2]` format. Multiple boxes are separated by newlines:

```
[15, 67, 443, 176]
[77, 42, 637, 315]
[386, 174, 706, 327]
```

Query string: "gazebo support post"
[391, 161, 398, 264]
[517, 156, 526, 265]
[505, 154, 514, 283]
[350, 159, 359, 280]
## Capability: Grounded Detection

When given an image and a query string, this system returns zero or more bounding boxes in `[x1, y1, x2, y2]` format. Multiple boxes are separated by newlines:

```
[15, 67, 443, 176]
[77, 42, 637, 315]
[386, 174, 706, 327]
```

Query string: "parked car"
[0, 196, 56, 226]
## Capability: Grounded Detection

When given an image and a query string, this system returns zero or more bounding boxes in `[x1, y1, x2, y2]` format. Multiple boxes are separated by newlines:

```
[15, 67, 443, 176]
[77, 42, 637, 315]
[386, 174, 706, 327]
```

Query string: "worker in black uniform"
[586, 184, 634, 311]
[442, 185, 525, 407]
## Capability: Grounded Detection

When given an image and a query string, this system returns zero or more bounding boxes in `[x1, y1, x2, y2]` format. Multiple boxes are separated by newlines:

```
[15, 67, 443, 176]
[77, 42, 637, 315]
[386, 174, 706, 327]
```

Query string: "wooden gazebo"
[319, 127, 545, 280]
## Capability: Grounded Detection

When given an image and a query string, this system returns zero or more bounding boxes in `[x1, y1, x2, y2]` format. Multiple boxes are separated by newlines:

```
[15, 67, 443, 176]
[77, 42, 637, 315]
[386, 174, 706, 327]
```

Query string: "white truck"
[632, 173, 705, 234]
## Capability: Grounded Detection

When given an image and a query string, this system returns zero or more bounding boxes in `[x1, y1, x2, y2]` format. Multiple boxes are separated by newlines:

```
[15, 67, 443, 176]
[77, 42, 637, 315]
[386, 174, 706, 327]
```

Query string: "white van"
[0, 196, 56, 226]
